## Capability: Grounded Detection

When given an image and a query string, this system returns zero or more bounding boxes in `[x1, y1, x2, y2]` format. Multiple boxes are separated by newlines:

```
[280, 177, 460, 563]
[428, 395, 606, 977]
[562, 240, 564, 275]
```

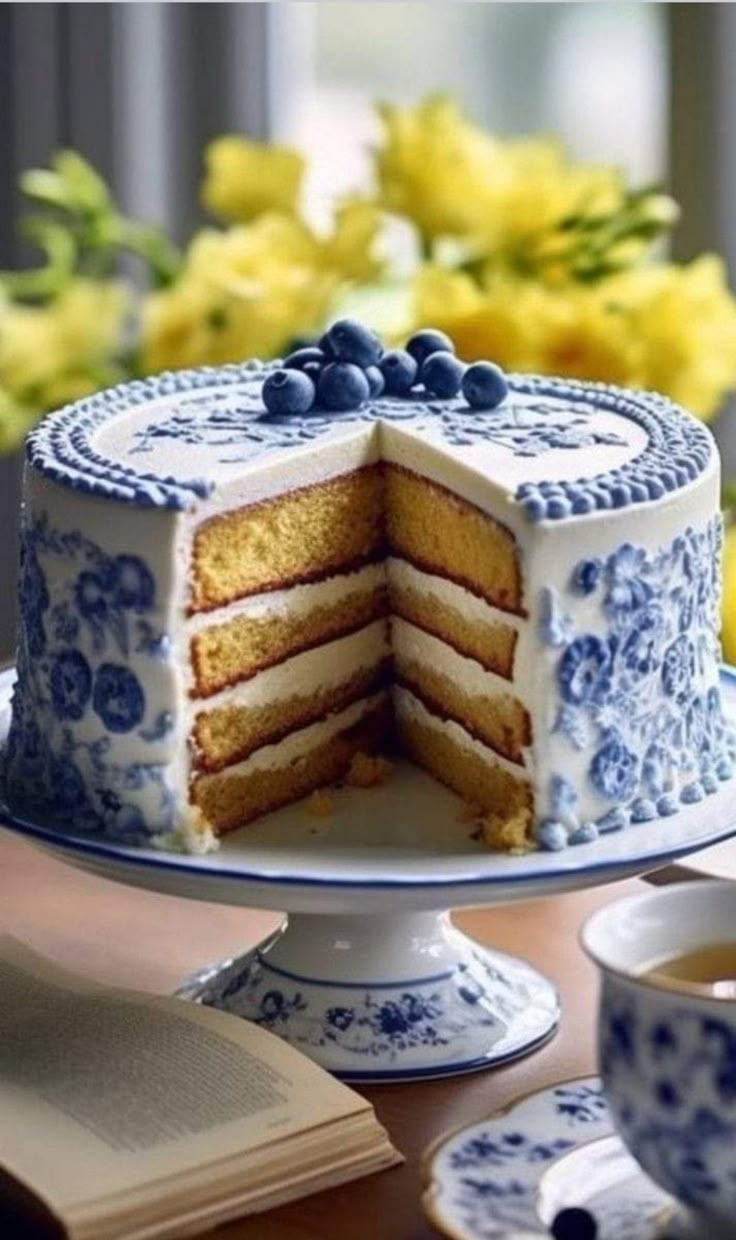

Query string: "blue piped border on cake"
[25, 363, 714, 518]
[510, 374, 713, 522]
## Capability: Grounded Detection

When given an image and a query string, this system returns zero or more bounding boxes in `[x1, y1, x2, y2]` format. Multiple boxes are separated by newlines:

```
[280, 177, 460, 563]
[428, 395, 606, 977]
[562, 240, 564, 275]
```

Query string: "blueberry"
[301, 359, 324, 385]
[318, 330, 338, 359]
[379, 349, 418, 396]
[323, 318, 382, 367]
[283, 346, 326, 371]
[551, 1207, 598, 1240]
[406, 328, 455, 367]
[420, 351, 465, 398]
[365, 365, 385, 399]
[462, 360, 509, 410]
[316, 362, 370, 412]
[262, 368, 315, 416]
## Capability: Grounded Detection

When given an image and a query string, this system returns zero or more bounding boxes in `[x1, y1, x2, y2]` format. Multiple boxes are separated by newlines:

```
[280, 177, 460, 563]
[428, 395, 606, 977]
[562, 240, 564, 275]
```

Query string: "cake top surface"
[26, 323, 714, 522]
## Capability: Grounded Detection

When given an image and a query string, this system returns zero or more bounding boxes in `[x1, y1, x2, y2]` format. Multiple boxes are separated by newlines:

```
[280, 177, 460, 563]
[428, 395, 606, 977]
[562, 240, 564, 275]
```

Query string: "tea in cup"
[582, 881, 736, 1236]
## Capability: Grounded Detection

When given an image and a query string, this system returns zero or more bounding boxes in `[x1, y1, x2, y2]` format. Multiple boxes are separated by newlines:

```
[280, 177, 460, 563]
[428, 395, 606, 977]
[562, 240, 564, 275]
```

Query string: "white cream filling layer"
[391, 615, 524, 707]
[387, 557, 523, 632]
[197, 692, 387, 781]
[193, 620, 389, 717]
[186, 562, 385, 634]
[393, 685, 526, 781]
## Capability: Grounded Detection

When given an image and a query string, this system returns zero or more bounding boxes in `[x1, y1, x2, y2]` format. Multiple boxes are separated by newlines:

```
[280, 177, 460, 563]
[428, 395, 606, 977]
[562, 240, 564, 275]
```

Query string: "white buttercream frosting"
[186, 563, 385, 637]
[393, 685, 524, 781]
[195, 692, 387, 781]
[390, 615, 527, 749]
[387, 558, 523, 633]
[192, 620, 389, 718]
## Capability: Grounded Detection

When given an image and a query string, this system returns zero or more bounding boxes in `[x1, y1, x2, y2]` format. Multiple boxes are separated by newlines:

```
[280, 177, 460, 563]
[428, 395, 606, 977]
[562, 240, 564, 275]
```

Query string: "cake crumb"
[346, 752, 392, 788]
[307, 789, 335, 818]
[481, 807, 533, 852]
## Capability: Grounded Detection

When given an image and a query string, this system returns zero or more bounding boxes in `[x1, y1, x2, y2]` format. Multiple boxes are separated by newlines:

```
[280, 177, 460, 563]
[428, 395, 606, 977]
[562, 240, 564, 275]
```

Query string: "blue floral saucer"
[423, 1075, 693, 1238]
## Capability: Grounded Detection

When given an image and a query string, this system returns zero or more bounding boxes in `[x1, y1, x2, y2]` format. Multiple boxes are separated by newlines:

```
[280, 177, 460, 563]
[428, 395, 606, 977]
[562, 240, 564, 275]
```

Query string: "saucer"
[423, 1075, 695, 1238]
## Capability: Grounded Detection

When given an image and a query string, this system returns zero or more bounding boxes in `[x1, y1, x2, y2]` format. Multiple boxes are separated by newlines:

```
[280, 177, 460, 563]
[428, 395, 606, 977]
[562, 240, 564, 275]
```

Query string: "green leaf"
[53, 150, 112, 215]
[0, 218, 77, 299]
[19, 169, 72, 212]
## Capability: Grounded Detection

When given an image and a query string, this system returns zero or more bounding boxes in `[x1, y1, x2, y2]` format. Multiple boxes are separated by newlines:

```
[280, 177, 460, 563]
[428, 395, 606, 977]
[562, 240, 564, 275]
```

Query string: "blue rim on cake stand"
[3, 666, 736, 1083]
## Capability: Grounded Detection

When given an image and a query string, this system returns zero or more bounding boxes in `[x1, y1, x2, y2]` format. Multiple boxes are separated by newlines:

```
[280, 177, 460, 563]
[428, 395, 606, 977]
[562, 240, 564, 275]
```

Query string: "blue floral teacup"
[582, 881, 736, 1237]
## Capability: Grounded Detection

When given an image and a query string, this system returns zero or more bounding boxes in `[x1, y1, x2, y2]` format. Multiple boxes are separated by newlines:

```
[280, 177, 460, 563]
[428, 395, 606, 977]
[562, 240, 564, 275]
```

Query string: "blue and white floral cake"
[2, 320, 732, 853]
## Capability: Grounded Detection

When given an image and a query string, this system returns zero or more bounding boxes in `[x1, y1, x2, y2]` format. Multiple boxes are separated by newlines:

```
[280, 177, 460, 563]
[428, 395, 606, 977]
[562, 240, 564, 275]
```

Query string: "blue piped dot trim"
[511, 374, 713, 523]
[26, 363, 713, 515]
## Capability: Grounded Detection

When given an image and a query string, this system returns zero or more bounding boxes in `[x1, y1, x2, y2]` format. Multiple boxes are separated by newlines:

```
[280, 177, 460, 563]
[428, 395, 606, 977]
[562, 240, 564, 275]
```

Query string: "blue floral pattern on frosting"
[92, 663, 145, 733]
[2, 512, 172, 840]
[541, 518, 735, 843]
[25, 362, 713, 519]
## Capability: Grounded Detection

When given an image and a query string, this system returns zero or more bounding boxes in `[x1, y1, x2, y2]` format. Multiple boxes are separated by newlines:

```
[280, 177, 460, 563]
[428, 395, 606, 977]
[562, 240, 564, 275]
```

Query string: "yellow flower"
[320, 198, 384, 284]
[722, 522, 736, 666]
[412, 266, 638, 384]
[412, 266, 542, 370]
[202, 135, 304, 223]
[375, 96, 502, 243]
[603, 257, 736, 419]
[141, 214, 339, 373]
[375, 96, 624, 272]
[0, 279, 128, 413]
[412, 256, 736, 419]
[142, 202, 385, 373]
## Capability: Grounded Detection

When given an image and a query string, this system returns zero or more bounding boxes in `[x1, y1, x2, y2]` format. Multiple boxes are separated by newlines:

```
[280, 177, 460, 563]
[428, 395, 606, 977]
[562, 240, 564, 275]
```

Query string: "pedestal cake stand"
[3, 667, 736, 1083]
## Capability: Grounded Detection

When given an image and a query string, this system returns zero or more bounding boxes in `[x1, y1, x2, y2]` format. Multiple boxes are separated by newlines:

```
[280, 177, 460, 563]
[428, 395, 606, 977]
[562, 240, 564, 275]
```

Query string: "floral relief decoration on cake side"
[1, 511, 173, 842]
[538, 516, 736, 849]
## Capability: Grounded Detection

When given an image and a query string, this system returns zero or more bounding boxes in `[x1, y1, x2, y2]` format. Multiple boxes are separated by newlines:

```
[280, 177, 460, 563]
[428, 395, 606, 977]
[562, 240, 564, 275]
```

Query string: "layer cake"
[3, 322, 732, 853]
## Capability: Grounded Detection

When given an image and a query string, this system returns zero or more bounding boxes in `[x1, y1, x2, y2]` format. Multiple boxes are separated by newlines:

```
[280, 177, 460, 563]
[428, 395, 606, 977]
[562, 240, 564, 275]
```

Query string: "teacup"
[582, 880, 736, 1237]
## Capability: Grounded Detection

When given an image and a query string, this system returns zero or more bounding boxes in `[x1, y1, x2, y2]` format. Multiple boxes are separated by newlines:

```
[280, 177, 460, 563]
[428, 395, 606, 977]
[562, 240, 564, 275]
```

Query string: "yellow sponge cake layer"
[194, 660, 390, 773]
[384, 464, 523, 615]
[192, 620, 390, 771]
[191, 695, 391, 833]
[394, 686, 533, 845]
[191, 567, 388, 697]
[392, 618, 529, 764]
[191, 465, 385, 612]
[387, 558, 517, 680]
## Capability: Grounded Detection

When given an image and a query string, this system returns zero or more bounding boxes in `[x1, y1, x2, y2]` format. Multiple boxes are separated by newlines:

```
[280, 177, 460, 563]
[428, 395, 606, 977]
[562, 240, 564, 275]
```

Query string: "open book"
[0, 938, 402, 1239]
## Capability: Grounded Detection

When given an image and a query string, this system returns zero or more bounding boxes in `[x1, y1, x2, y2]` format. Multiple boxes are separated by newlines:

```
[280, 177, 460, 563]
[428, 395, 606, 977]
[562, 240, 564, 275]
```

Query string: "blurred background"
[0, 1, 733, 656]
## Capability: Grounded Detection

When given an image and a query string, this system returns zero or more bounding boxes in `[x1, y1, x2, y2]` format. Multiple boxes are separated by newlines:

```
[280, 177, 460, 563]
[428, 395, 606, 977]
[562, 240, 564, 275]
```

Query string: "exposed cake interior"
[187, 457, 532, 849]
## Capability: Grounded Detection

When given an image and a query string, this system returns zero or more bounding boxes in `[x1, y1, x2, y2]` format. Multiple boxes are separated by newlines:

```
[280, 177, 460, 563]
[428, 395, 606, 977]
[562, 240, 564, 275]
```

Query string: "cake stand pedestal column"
[177, 910, 560, 1082]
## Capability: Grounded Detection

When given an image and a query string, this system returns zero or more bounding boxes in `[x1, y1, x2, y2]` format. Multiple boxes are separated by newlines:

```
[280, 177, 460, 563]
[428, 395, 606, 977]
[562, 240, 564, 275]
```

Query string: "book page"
[0, 937, 376, 1219]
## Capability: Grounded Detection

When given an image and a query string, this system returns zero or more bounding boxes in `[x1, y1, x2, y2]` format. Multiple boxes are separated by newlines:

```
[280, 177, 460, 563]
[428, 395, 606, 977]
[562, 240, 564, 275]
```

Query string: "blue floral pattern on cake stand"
[177, 912, 560, 1082]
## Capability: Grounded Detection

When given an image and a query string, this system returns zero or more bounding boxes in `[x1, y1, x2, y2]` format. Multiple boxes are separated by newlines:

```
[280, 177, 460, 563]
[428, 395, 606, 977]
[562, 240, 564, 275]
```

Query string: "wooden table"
[0, 829, 699, 1239]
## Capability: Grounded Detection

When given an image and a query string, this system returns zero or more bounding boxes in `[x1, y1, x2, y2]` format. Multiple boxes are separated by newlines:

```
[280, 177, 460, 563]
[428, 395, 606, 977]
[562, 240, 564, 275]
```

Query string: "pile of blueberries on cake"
[261, 319, 509, 416]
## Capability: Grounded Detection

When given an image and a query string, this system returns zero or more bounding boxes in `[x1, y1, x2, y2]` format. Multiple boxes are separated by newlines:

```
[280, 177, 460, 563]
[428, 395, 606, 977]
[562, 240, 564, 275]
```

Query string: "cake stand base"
[176, 911, 560, 1082]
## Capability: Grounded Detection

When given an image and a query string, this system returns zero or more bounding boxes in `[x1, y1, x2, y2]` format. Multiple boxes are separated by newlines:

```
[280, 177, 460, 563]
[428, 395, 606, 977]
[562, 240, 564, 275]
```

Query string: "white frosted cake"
[2, 320, 731, 854]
